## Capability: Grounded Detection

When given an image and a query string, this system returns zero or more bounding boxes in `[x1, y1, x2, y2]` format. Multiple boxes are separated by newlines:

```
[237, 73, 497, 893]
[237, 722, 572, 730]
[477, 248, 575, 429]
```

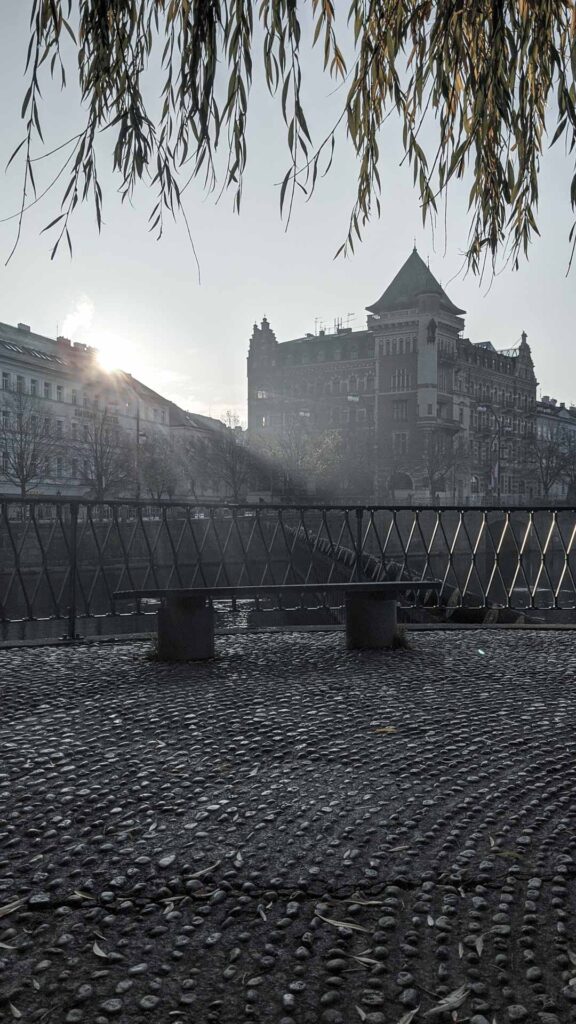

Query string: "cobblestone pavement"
[1, 630, 576, 1024]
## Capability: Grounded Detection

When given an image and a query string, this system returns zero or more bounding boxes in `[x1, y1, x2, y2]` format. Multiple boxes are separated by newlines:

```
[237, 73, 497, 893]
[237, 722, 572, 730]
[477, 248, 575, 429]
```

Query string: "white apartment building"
[0, 319, 223, 498]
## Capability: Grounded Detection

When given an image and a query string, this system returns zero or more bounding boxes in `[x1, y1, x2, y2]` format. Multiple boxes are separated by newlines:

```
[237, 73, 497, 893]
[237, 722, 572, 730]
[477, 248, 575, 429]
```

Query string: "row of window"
[1, 453, 92, 478]
[466, 382, 533, 408]
[471, 411, 532, 435]
[257, 407, 373, 429]
[537, 424, 576, 442]
[391, 400, 460, 422]
[1, 372, 167, 423]
[2, 371, 70, 402]
[466, 353, 520, 374]
[379, 337, 417, 356]
[257, 376, 376, 400]
[281, 345, 370, 366]
[471, 475, 531, 495]
[1, 410, 120, 443]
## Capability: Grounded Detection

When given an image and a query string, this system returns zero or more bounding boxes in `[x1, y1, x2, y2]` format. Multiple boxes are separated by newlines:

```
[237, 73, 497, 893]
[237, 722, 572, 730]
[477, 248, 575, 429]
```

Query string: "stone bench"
[114, 582, 438, 661]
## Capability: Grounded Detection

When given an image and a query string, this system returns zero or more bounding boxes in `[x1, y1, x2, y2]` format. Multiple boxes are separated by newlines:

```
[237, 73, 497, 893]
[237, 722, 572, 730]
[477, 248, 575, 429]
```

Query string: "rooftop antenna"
[346, 312, 355, 327]
[413, 238, 417, 251]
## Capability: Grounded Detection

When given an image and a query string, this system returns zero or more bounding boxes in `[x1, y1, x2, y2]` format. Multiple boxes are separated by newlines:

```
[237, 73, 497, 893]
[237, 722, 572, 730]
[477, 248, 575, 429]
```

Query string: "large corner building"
[247, 249, 538, 503]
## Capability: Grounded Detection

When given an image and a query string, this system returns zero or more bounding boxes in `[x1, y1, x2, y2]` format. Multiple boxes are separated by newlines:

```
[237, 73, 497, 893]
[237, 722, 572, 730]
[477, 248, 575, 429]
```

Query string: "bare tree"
[562, 436, 576, 503]
[77, 407, 133, 500]
[256, 422, 345, 500]
[522, 430, 568, 499]
[139, 432, 181, 500]
[190, 417, 256, 502]
[0, 389, 59, 496]
[387, 459, 414, 503]
[422, 429, 469, 500]
[334, 432, 375, 503]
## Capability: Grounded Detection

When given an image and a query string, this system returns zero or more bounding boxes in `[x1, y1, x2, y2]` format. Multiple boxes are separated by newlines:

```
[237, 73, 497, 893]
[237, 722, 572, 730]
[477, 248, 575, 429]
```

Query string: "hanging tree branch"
[5, 0, 576, 272]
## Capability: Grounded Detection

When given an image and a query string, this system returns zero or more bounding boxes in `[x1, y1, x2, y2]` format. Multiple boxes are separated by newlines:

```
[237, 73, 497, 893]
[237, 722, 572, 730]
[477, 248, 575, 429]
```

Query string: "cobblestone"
[0, 629, 576, 1021]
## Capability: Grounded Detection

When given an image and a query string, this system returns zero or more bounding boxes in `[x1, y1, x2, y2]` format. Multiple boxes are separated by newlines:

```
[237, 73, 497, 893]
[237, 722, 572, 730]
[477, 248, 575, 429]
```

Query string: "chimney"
[57, 335, 72, 347]
[17, 322, 31, 332]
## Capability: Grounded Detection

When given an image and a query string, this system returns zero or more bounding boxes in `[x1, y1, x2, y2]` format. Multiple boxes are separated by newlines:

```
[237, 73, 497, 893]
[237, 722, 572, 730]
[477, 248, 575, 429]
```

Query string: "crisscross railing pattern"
[1, 499, 576, 642]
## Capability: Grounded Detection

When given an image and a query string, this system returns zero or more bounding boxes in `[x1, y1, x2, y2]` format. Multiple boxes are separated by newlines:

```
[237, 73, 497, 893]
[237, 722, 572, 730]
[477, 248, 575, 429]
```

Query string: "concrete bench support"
[158, 596, 215, 661]
[345, 592, 398, 650]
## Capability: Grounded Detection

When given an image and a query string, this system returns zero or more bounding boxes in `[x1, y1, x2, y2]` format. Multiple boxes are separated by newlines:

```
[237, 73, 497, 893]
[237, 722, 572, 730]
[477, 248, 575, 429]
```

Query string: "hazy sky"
[1, 5, 575, 423]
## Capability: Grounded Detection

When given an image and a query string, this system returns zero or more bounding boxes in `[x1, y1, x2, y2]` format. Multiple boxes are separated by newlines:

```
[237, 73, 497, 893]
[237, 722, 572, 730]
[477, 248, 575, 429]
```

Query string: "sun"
[96, 347, 121, 373]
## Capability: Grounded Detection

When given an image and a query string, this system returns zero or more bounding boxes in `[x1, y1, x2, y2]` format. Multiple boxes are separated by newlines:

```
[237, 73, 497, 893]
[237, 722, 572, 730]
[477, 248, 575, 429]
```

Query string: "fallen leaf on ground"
[397, 1009, 420, 1024]
[9, 1004, 21, 1020]
[424, 984, 469, 1017]
[0, 900, 23, 919]
[189, 860, 221, 879]
[92, 941, 109, 958]
[342, 898, 383, 906]
[317, 914, 370, 933]
[373, 727, 397, 734]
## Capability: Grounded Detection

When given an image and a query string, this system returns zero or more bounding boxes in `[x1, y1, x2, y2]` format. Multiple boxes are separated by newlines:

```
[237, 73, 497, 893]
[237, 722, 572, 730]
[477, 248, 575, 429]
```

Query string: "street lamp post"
[478, 404, 503, 503]
[135, 400, 147, 500]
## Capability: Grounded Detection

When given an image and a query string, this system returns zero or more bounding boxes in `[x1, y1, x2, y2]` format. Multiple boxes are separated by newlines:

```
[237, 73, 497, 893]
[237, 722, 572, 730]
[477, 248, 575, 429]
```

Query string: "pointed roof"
[366, 249, 465, 316]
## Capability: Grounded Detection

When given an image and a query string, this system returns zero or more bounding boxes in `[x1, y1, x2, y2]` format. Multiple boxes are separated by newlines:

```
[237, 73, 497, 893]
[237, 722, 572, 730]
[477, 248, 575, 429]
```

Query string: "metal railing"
[1, 497, 576, 642]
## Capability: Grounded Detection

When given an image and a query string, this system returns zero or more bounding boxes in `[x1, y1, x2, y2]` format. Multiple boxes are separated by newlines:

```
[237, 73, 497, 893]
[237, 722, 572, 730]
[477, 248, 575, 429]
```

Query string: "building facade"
[0, 320, 224, 498]
[535, 397, 576, 501]
[247, 249, 539, 503]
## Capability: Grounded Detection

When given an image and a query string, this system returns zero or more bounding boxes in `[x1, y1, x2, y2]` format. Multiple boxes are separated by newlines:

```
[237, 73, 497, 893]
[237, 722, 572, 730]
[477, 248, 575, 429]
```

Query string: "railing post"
[355, 507, 364, 581]
[67, 502, 78, 641]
